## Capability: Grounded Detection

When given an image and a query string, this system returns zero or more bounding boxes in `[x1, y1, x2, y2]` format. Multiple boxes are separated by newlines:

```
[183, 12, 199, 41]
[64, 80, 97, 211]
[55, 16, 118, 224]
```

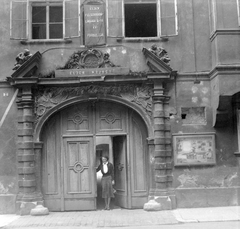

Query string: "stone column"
[144, 80, 175, 211]
[163, 95, 176, 208]
[16, 87, 43, 215]
[147, 138, 155, 196]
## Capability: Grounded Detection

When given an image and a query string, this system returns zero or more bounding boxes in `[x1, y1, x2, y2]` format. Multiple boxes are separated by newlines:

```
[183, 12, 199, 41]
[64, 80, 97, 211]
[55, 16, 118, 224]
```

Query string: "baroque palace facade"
[0, 0, 240, 215]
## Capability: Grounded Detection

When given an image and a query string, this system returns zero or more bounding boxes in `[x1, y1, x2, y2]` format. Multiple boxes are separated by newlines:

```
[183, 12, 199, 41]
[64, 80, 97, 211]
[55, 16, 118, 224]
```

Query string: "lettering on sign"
[84, 3, 106, 46]
[55, 67, 130, 78]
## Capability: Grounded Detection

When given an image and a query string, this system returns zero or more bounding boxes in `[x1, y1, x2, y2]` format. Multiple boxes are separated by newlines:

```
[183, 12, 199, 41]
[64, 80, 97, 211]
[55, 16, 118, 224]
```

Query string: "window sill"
[20, 39, 73, 45]
[117, 37, 169, 42]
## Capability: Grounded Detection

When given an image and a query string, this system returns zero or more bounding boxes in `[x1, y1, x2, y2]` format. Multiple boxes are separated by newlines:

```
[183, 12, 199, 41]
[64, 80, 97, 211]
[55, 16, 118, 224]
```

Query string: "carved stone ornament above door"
[55, 48, 130, 78]
[58, 49, 119, 70]
[34, 84, 153, 125]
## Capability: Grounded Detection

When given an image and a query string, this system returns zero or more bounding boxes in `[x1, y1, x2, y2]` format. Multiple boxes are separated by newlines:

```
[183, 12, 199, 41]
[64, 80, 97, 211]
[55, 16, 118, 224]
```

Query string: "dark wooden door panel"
[129, 112, 148, 208]
[63, 137, 96, 210]
[96, 102, 127, 134]
[41, 114, 62, 211]
[113, 136, 129, 208]
[64, 137, 94, 196]
[42, 101, 149, 211]
[62, 103, 93, 135]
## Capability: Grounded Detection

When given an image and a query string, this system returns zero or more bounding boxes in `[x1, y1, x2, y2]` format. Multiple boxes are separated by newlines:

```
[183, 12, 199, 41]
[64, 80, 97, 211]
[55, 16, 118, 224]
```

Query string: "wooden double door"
[41, 101, 148, 211]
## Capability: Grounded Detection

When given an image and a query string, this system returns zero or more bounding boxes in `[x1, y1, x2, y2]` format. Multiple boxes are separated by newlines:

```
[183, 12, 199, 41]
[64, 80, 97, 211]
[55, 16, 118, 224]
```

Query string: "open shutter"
[10, 0, 28, 40]
[64, 0, 80, 38]
[107, 0, 124, 37]
[160, 0, 178, 37]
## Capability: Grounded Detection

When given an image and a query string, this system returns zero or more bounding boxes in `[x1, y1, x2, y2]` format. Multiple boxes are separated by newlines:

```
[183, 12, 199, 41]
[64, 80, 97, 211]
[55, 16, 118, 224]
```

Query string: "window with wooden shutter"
[10, 0, 28, 40]
[107, 0, 124, 37]
[31, 2, 63, 40]
[64, 0, 80, 38]
[125, 0, 157, 38]
[122, 0, 178, 38]
[160, 0, 178, 36]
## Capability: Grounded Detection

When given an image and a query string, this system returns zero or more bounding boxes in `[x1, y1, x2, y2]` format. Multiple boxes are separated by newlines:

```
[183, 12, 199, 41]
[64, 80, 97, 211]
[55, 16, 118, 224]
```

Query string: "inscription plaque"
[84, 3, 106, 46]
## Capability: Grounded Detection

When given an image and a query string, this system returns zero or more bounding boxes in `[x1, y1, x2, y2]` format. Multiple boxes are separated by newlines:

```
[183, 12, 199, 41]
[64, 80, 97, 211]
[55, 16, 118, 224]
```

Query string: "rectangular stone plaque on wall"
[173, 133, 216, 166]
[83, 3, 106, 46]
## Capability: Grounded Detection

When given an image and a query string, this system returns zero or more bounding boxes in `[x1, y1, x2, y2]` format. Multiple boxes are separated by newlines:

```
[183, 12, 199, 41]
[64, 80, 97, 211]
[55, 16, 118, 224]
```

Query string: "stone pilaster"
[16, 87, 43, 215]
[144, 80, 175, 211]
[147, 138, 155, 196]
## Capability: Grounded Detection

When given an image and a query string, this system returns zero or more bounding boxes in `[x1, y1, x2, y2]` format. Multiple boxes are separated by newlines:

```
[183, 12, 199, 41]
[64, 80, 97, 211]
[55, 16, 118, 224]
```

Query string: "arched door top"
[34, 95, 154, 142]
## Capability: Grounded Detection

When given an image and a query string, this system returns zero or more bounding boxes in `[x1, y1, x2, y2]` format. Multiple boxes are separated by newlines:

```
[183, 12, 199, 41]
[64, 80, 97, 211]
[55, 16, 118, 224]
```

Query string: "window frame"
[30, 1, 63, 40]
[122, 0, 178, 39]
[124, 1, 158, 38]
[10, 0, 80, 41]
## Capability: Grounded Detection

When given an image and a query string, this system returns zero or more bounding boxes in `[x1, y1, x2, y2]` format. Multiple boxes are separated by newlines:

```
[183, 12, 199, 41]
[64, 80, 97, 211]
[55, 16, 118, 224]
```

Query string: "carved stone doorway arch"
[40, 99, 151, 211]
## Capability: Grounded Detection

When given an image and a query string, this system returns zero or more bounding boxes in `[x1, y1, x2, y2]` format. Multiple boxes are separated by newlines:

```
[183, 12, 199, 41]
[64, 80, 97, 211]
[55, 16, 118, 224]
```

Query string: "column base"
[144, 194, 176, 211]
[16, 192, 45, 215]
[16, 200, 44, 215]
[30, 204, 49, 216]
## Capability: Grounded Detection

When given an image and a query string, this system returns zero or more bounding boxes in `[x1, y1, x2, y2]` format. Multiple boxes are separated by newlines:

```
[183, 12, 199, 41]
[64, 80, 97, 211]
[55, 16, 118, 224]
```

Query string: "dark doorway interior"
[96, 136, 127, 210]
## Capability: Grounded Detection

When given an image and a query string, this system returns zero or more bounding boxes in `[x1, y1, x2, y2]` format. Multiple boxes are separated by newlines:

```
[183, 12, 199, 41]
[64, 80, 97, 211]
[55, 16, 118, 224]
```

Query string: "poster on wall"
[173, 134, 216, 166]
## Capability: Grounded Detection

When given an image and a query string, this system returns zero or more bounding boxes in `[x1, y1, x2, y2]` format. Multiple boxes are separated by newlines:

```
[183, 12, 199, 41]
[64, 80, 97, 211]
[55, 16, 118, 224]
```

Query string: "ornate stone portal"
[9, 46, 176, 214]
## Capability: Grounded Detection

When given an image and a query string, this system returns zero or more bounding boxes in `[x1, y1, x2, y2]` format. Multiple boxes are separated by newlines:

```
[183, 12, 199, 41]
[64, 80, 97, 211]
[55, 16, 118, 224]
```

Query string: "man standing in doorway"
[96, 156, 115, 210]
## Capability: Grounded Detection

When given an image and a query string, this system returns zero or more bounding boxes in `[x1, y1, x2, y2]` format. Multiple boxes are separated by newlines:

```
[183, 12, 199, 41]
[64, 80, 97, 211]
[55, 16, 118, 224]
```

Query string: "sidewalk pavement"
[0, 206, 239, 228]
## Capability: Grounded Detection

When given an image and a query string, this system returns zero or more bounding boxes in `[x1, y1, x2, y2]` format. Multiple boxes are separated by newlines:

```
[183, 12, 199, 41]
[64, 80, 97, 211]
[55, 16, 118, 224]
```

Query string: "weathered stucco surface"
[0, 0, 239, 212]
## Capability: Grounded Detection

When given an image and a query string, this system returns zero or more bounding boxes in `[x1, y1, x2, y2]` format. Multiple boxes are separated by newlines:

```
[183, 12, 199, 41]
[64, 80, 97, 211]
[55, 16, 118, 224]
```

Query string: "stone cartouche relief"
[34, 84, 153, 125]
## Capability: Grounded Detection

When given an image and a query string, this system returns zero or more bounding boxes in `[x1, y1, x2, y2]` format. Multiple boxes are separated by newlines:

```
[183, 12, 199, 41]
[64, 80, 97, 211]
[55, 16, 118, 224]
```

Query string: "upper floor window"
[107, 0, 178, 38]
[125, 2, 157, 37]
[32, 3, 63, 39]
[10, 0, 80, 40]
[10, 0, 178, 41]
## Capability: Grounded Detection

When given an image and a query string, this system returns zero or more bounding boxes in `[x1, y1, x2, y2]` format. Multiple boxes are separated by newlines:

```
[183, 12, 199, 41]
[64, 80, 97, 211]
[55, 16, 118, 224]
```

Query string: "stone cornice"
[209, 65, 240, 80]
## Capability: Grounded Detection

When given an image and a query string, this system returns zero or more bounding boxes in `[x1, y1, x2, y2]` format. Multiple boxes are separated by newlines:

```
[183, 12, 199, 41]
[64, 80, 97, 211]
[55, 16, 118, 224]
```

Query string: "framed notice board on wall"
[173, 133, 216, 166]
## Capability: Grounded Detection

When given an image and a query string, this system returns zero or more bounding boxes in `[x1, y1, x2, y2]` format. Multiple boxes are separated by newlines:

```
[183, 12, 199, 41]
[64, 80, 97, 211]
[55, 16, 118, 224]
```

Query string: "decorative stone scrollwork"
[34, 84, 153, 125]
[58, 49, 119, 70]
[148, 44, 170, 66]
[13, 49, 33, 71]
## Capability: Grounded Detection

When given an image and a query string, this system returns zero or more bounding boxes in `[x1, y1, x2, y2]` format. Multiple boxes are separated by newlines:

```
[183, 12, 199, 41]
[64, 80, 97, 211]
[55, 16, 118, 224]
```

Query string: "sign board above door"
[55, 67, 130, 78]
